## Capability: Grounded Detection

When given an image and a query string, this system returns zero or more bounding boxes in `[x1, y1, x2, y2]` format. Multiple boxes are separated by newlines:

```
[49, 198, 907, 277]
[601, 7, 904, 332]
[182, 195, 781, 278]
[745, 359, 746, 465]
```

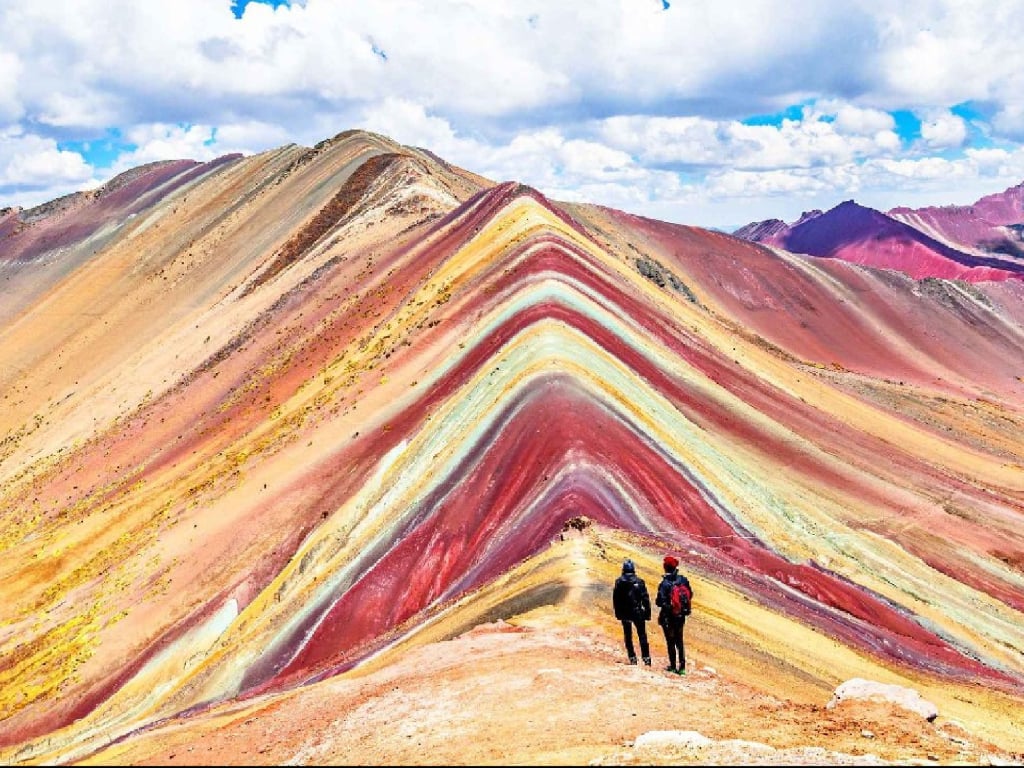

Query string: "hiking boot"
[642, 657, 651, 666]
[677, 668, 687, 676]
[628, 656, 638, 665]
[664, 665, 677, 673]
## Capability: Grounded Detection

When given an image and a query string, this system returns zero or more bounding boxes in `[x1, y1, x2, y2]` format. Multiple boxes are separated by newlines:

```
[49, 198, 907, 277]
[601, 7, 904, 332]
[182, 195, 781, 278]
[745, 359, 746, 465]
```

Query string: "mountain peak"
[794, 208, 824, 224]
[732, 217, 787, 240]
[827, 199, 883, 217]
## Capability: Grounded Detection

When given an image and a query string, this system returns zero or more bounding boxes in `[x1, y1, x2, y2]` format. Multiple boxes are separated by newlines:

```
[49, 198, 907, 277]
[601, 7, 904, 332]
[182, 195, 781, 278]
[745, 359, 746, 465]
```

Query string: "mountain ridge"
[1, 129, 1023, 765]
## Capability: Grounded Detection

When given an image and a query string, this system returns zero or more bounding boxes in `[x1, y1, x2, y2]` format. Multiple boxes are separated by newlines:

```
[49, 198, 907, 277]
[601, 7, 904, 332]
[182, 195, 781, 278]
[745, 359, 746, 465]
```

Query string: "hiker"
[655, 554, 692, 675]
[612, 558, 652, 666]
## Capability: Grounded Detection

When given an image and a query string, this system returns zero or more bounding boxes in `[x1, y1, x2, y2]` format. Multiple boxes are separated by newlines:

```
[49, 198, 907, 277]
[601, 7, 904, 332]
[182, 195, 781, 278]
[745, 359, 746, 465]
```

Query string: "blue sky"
[231, 0, 290, 19]
[3, 0, 1024, 230]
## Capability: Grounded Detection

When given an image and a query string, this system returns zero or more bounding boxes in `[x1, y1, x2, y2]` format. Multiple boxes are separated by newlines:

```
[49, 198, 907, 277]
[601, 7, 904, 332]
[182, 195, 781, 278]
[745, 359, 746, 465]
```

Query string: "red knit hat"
[663, 555, 679, 570]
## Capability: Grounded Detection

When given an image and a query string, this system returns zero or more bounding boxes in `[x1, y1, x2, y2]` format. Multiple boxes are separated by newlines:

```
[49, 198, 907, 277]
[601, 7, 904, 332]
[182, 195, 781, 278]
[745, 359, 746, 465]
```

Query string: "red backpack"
[669, 578, 692, 618]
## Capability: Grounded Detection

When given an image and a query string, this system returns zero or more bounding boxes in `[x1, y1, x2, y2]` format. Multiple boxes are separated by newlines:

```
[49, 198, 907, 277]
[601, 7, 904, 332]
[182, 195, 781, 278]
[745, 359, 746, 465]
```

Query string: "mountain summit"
[2, 130, 1023, 765]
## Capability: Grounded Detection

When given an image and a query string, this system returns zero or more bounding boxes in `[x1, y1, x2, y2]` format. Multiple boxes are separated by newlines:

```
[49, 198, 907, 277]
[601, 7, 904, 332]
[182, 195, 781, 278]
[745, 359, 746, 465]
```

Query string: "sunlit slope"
[74, 523, 1024, 765]
[0, 129, 485, 747]
[1, 132, 1023, 763]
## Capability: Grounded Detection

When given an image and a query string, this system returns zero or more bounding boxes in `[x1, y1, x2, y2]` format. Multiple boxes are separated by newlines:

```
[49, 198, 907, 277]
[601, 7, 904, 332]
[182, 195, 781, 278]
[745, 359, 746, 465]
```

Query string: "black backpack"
[629, 578, 648, 618]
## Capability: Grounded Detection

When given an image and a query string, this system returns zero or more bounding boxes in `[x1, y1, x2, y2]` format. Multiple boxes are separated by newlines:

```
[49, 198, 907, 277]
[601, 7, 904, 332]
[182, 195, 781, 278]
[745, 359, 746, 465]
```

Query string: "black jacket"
[655, 570, 692, 627]
[612, 573, 651, 622]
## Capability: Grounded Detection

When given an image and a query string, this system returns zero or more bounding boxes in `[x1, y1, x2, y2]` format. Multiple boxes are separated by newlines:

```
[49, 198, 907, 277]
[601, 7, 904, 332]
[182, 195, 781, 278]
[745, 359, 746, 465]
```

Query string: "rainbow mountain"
[1, 131, 1023, 764]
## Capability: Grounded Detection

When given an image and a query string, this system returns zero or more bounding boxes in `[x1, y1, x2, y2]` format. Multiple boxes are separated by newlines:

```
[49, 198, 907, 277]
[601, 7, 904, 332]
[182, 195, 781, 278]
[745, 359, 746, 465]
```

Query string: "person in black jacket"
[655, 554, 692, 675]
[612, 559, 651, 666]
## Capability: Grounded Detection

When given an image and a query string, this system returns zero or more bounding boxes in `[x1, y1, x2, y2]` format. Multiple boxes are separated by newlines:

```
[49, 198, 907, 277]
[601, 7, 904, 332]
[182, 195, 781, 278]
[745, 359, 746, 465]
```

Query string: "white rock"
[634, 730, 712, 749]
[981, 755, 1021, 766]
[827, 678, 938, 721]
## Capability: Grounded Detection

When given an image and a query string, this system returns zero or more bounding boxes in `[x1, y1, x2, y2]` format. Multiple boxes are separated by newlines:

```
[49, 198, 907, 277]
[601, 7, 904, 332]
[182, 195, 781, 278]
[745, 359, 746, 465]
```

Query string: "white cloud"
[0, 128, 98, 208]
[918, 110, 968, 148]
[358, 99, 462, 156]
[212, 121, 294, 151]
[853, 149, 1024, 207]
[596, 107, 900, 171]
[0, 1, 1019, 132]
[0, 129, 94, 187]
[836, 108, 893, 137]
[965, 147, 1012, 174]
[0, 0, 952, 131]
[559, 140, 637, 181]
[110, 124, 220, 171]
[992, 103, 1024, 142]
[2, 0, 1024, 227]
[707, 168, 834, 198]
[34, 91, 121, 129]
[4, 149, 91, 186]
[873, 3, 1024, 124]
[598, 117, 723, 166]
[874, 156, 961, 180]
[0, 52, 23, 122]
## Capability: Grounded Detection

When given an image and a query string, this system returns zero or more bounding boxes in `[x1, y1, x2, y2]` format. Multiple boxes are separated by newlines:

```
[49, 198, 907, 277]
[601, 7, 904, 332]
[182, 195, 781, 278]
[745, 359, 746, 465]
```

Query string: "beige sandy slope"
[75, 524, 1024, 767]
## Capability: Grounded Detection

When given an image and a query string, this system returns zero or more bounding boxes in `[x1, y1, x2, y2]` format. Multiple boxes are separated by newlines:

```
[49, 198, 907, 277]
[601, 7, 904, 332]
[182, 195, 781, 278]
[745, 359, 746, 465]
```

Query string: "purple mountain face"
[735, 183, 1024, 283]
[889, 181, 1024, 261]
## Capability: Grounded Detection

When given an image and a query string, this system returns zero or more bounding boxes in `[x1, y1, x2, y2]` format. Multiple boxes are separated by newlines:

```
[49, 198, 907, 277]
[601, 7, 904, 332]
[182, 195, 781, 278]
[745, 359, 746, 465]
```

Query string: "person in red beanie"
[655, 554, 692, 674]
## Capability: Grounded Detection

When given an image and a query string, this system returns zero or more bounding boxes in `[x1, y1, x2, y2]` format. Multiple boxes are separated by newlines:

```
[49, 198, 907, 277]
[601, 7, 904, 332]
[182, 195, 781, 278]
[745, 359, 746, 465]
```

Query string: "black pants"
[621, 619, 650, 660]
[661, 618, 686, 669]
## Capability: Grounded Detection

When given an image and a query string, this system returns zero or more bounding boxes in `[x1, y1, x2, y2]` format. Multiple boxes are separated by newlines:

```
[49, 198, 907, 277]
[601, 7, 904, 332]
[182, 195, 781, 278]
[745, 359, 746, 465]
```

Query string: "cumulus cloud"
[0, 129, 93, 187]
[874, 2, 1024, 118]
[0, 52, 23, 123]
[597, 117, 723, 166]
[707, 169, 834, 198]
[965, 147, 1014, 174]
[596, 104, 900, 171]
[2, 0, 1024, 227]
[471, 129, 664, 193]
[0, 0, 990, 131]
[359, 99, 463, 157]
[992, 103, 1024, 142]
[832, 105, 895, 137]
[918, 110, 968, 148]
[212, 121, 294, 151]
[874, 156, 961, 180]
[96, 124, 217, 177]
[0, 128, 98, 208]
[5, 150, 89, 186]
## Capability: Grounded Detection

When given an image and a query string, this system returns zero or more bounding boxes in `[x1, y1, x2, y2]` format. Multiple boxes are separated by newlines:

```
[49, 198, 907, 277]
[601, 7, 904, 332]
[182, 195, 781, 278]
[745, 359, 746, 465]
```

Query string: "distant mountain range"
[734, 182, 1024, 283]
